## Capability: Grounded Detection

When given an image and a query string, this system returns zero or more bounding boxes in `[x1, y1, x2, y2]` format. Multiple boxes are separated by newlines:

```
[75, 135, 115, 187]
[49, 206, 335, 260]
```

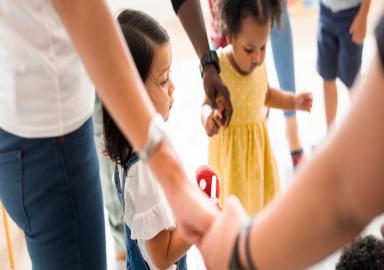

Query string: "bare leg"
[286, 116, 301, 151]
[324, 79, 338, 128]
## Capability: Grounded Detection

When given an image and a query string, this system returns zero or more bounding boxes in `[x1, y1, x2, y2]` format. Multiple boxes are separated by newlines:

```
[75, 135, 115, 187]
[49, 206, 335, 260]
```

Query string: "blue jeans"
[270, 6, 296, 118]
[0, 118, 106, 270]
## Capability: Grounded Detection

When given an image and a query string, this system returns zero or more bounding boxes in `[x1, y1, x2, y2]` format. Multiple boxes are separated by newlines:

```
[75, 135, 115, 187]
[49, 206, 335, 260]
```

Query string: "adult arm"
[51, 0, 218, 243]
[200, 53, 384, 269]
[171, 0, 233, 126]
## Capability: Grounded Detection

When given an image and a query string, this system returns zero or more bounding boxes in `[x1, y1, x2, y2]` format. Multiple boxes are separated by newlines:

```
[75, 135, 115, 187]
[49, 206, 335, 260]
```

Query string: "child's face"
[145, 42, 174, 121]
[227, 16, 270, 74]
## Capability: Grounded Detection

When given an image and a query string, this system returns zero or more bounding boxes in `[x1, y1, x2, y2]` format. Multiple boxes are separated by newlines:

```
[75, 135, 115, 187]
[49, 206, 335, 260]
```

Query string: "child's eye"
[244, 48, 254, 54]
[160, 78, 169, 87]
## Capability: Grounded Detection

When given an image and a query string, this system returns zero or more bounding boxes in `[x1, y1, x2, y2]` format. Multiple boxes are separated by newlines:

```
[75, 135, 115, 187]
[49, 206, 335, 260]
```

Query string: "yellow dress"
[208, 49, 280, 215]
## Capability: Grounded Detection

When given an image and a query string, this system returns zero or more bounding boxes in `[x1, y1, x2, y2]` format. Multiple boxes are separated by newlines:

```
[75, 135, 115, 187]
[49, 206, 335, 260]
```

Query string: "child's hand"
[294, 92, 313, 112]
[205, 109, 223, 137]
[350, 12, 367, 45]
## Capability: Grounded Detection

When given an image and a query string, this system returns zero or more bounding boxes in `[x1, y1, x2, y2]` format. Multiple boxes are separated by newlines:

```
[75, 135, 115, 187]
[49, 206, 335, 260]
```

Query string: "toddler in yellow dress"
[201, 0, 313, 215]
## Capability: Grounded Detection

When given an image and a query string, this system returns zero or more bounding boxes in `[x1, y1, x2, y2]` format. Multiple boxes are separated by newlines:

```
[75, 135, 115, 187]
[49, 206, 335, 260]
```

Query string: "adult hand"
[199, 197, 248, 269]
[173, 183, 220, 244]
[203, 65, 233, 127]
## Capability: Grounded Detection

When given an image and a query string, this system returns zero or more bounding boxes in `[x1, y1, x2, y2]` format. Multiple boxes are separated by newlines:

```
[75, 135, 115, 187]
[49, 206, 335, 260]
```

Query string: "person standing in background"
[318, 0, 371, 129]
[93, 97, 126, 266]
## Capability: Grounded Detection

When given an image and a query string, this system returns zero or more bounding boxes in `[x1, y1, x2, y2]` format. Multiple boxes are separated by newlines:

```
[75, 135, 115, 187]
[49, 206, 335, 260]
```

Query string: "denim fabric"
[0, 118, 106, 270]
[114, 154, 187, 270]
[270, 6, 296, 117]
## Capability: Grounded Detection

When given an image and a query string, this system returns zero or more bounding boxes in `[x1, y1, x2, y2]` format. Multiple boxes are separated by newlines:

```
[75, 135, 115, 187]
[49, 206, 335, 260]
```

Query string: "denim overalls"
[114, 154, 187, 270]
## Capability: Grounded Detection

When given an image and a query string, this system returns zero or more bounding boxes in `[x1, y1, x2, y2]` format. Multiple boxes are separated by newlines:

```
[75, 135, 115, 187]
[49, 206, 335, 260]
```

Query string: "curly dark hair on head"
[335, 235, 384, 270]
[102, 9, 169, 169]
[217, 0, 283, 37]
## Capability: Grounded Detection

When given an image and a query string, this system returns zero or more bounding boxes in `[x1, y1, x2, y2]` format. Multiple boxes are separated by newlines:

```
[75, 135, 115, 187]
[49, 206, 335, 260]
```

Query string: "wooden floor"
[0, 206, 31, 270]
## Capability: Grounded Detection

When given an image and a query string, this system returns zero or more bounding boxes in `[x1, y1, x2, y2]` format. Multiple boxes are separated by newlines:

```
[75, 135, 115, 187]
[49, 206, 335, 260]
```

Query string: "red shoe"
[291, 149, 304, 169]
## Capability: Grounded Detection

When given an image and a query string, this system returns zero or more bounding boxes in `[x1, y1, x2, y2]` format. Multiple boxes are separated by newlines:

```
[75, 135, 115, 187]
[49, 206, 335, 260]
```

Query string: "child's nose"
[252, 52, 261, 65]
[169, 79, 175, 96]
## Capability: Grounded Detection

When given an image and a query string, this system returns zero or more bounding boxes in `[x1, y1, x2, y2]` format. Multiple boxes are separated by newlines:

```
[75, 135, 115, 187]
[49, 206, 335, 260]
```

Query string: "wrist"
[200, 50, 220, 77]
[203, 63, 217, 75]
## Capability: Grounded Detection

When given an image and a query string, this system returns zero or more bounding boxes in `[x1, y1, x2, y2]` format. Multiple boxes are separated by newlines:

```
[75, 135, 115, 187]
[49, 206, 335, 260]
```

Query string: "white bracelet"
[138, 114, 166, 162]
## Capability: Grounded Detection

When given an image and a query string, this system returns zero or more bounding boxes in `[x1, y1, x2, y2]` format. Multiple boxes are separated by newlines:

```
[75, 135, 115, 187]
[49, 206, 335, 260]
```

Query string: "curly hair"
[102, 9, 169, 169]
[335, 235, 384, 270]
[216, 0, 283, 37]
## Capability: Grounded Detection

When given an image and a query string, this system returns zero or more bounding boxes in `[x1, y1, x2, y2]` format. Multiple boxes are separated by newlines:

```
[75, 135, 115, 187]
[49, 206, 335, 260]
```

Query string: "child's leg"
[317, 4, 339, 130]
[323, 79, 338, 128]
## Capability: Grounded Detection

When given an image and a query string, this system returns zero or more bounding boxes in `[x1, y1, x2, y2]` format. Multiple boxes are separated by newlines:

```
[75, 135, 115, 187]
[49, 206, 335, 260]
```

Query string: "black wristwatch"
[200, 50, 220, 77]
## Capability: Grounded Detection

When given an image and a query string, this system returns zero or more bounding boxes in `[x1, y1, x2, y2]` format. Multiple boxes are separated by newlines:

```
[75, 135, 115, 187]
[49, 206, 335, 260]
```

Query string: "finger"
[217, 87, 232, 127]
[223, 95, 233, 127]
[213, 110, 223, 128]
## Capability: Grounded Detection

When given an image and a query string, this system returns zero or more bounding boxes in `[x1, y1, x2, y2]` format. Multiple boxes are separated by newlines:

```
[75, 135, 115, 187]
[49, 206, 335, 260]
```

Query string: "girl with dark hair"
[102, 9, 189, 270]
[202, 0, 313, 215]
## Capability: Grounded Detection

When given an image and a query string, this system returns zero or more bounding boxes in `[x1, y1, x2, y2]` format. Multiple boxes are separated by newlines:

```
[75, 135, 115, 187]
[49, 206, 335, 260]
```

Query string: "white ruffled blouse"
[117, 160, 177, 270]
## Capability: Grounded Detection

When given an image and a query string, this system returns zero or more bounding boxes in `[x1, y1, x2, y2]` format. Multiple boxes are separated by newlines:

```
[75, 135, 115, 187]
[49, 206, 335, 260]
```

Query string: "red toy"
[195, 165, 220, 199]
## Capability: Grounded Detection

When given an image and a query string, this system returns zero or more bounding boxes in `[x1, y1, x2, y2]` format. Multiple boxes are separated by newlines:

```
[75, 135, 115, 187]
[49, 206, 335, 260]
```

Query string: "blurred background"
[1, 0, 384, 269]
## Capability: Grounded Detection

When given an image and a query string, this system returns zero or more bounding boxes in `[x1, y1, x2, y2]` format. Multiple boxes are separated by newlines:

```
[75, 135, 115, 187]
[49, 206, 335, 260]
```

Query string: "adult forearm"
[175, 0, 210, 58]
[52, 0, 154, 152]
[245, 56, 384, 269]
[52, 0, 190, 198]
[247, 155, 363, 269]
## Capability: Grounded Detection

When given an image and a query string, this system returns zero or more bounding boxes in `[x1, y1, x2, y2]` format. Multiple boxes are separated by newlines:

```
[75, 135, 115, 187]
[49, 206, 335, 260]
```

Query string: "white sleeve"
[124, 161, 175, 241]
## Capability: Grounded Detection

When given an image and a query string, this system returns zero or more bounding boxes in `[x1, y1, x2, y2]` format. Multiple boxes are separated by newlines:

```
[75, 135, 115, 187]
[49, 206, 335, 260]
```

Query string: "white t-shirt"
[0, 0, 94, 138]
[321, 0, 361, 12]
[118, 160, 177, 270]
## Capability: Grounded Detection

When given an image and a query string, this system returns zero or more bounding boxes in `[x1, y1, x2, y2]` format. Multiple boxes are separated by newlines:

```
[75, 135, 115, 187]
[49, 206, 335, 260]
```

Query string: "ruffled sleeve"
[123, 161, 176, 241]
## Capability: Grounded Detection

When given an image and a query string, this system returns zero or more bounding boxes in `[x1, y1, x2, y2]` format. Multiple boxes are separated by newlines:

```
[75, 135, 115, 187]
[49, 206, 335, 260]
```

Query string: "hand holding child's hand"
[205, 109, 223, 137]
[350, 12, 367, 45]
[294, 92, 313, 112]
